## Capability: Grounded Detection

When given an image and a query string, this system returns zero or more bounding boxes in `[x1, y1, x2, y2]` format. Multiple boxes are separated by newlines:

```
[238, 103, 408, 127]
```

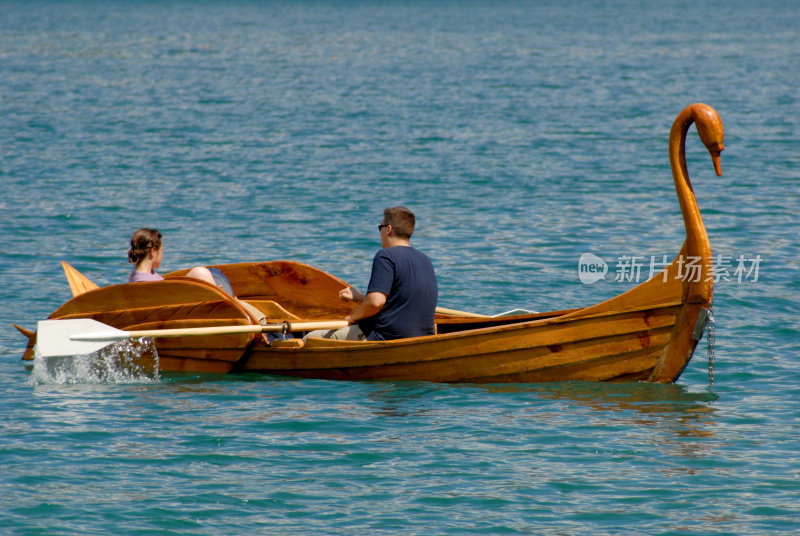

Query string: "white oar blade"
[36, 319, 127, 358]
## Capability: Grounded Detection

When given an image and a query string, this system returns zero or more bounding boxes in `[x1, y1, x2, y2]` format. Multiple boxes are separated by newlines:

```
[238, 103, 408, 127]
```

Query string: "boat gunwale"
[257, 301, 684, 355]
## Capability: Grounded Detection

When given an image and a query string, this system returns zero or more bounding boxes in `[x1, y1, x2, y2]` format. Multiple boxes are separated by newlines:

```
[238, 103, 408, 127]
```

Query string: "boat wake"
[30, 338, 160, 385]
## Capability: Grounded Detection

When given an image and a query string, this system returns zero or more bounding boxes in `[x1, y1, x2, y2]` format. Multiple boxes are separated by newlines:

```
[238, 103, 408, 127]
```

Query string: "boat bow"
[651, 103, 724, 380]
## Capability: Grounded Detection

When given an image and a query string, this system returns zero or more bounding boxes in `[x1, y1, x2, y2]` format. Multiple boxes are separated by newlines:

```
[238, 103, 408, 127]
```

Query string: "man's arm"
[345, 291, 386, 324]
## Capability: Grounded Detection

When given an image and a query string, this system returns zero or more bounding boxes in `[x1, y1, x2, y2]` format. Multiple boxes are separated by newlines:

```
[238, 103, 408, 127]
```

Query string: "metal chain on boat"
[691, 305, 716, 389]
[705, 306, 716, 388]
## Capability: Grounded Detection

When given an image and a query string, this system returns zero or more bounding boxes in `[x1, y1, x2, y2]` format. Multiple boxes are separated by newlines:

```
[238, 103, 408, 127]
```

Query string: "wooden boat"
[17, 103, 723, 383]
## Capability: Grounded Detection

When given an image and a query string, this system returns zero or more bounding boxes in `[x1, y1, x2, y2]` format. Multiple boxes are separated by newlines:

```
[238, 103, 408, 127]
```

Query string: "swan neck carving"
[668, 103, 724, 266]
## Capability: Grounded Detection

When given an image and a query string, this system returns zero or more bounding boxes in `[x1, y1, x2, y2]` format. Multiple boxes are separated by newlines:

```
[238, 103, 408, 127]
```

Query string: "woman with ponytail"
[127, 228, 233, 294]
[128, 228, 165, 282]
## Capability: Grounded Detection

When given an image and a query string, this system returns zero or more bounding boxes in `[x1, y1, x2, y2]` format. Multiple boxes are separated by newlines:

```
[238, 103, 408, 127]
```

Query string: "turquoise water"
[2, 0, 799, 534]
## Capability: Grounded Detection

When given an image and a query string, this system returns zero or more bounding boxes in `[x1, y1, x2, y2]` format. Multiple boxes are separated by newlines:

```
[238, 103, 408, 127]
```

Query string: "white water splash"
[30, 338, 160, 385]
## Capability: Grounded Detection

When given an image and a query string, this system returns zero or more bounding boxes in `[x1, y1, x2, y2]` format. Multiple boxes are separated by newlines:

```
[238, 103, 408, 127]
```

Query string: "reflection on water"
[155, 374, 718, 431]
[478, 380, 718, 411]
[370, 380, 721, 458]
[478, 381, 719, 461]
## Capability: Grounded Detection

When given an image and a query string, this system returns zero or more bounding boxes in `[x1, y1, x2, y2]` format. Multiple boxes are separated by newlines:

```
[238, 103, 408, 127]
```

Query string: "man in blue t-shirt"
[305, 206, 438, 342]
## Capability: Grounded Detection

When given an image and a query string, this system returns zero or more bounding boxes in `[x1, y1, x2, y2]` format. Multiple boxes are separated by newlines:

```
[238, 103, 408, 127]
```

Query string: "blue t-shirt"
[358, 246, 438, 341]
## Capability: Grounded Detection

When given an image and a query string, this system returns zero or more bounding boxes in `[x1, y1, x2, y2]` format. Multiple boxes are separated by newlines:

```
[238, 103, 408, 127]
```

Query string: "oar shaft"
[129, 325, 265, 338]
[287, 321, 350, 331]
[71, 321, 350, 342]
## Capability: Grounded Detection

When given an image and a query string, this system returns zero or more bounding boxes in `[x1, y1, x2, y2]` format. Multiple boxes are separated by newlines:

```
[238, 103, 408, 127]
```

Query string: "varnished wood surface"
[62, 261, 99, 297]
[167, 261, 357, 320]
[239, 303, 682, 382]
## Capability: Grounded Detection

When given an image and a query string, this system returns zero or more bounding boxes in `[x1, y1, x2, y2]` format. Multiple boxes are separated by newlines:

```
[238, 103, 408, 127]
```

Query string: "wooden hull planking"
[240, 303, 683, 383]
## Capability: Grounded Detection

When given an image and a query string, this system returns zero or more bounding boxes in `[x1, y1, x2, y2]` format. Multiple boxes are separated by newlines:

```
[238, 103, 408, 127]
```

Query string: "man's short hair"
[383, 206, 416, 239]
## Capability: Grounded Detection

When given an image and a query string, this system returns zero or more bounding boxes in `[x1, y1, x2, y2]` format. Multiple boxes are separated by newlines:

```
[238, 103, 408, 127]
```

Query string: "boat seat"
[235, 299, 267, 322]
[270, 339, 304, 348]
[238, 299, 300, 322]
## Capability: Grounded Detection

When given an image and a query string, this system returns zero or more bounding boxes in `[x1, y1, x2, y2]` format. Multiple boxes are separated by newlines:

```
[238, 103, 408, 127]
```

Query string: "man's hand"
[339, 286, 365, 303]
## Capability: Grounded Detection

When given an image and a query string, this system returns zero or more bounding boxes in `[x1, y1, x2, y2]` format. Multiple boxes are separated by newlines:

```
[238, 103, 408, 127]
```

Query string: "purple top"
[129, 268, 164, 283]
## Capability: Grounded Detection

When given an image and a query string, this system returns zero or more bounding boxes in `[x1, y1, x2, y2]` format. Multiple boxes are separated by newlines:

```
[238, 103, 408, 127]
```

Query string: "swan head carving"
[690, 103, 725, 176]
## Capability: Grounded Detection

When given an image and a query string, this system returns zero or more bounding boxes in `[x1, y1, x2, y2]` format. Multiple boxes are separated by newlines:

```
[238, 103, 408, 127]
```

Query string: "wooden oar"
[35, 318, 349, 359]
[434, 306, 490, 318]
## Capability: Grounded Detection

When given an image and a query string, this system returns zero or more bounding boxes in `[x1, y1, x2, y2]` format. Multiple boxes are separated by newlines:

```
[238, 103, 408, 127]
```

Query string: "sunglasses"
[378, 224, 390, 231]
